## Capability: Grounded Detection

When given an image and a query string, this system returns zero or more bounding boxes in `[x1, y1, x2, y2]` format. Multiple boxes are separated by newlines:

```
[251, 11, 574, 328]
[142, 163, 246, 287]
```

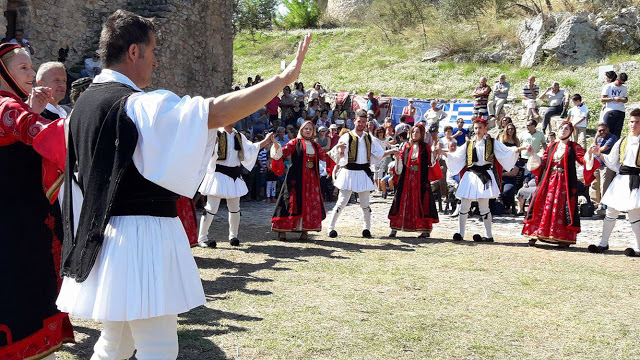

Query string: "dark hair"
[630, 108, 640, 117]
[375, 127, 385, 137]
[397, 131, 408, 140]
[619, 72, 628, 82]
[99, 10, 156, 68]
[528, 119, 538, 127]
[296, 82, 304, 91]
[444, 125, 453, 132]
[399, 115, 407, 123]
[605, 71, 617, 81]
[549, 131, 556, 137]
[247, 77, 252, 81]
[572, 94, 582, 102]
[283, 85, 291, 93]
[597, 123, 609, 129]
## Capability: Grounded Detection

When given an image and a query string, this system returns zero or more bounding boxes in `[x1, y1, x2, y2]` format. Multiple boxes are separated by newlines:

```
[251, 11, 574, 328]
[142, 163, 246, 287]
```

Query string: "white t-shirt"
[569, 103, 589, 128]
[424, 108, 446, 125]
[602, 83, 628, 112]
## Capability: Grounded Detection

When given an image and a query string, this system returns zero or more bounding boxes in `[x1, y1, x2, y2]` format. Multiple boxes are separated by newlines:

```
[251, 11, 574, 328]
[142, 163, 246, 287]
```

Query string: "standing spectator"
[275, 126, 289, 147]
[517, 119, 547, 168]
[279, 85, 296, 127]
[472, 76, 492, 120]
[316, 126, 331, 151]
[10, 29, 35, 56]
[488, 74, 510, 124]
[540, 82, 569, 134]
[591, 123, 617, 213]
[566, 93, 588, 148]
[598, 71, 616, 123]
[423, 100, 447, 127]
[451, 118, 468, 146]
[36, 62, 68, 120]
[366, 90, 380, 118]
[601, 72, 628, 139]
[522, 75, 541, 120]
[439, 126, 456, 150]
[265, 158, 278, 202]
[329, 124, 340, 148]
[401, 98, 417, 126]
[308, 98, 320, 118]
[317, 110, 331, 128]
[266, 93, 281, 127]
[307, 81, 325, 102]
[293, 82, 305, 103]
[297, 109, 308, 127]
[83, 50, 102, 78]
[256, 142, 268, 201]
[499, 123, 521, 214]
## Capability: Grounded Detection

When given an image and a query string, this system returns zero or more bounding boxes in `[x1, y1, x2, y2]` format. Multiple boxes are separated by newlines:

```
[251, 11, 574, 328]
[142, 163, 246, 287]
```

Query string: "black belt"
[620, 165, 640, 191]
[345, 163, 373, 177]
[469, 164, 493, 188]
[111, 199, 178, 217]
[216, 164, 243, 180]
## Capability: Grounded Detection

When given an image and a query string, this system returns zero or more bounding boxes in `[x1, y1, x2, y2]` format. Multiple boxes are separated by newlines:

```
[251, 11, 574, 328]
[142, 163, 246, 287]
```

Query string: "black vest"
[61, 82, 179, 282]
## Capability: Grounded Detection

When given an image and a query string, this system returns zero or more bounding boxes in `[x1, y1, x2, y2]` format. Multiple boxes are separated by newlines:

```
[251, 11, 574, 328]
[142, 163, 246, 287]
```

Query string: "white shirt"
[45, 103, 68, 119]
[93, 69, 216, 197]
[569, 103, 589, 128]
[424, 108, 446, 125]
[211, 128, 260, 171]
[602, 83, 628, 112]
[331, 131, 385, 166]
[84, 58, 102, 77]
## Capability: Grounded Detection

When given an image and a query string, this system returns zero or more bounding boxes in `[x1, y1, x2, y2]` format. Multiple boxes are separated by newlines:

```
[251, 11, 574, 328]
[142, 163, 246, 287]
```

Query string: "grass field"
[234, 28, 640, 123]
[58, 201, 640, 360]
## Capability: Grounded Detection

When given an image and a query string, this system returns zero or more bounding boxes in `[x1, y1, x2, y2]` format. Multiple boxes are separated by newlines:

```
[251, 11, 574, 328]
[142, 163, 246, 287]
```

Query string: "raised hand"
[281, 33, 312, 85]
[27, 86, 53, 114]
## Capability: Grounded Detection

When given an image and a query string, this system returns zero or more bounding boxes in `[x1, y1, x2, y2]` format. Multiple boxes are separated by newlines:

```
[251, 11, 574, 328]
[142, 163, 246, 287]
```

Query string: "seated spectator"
[297, 110, 308, 127]
[307, 82, 326, 102]
[381, 160, 396, 199]
[279, 85, 296, 127]
[488, 74, 510, 124]
[395, 115, 411, 135]
[252, 107, 270, 135]
[439, 126, 456, 151]
[317, 110, 331, 128]
[522, 75, 541, 120]
[293, 82, 305, 103]
[308, 98, 320, 118]
[345, 116, 355, 130]
[566, 93, 588, 148]
[367, 119, 378, 134]
[516, 174, 537, 216]
[275, 126, 289, 147]
[82, 50, 102, 78]
[70, 77, 93, 105]
[540, 81, 569, 134]
[286, 124, 297, 141]
[253, 74, 263, 85]
[547, 131, 557, 144]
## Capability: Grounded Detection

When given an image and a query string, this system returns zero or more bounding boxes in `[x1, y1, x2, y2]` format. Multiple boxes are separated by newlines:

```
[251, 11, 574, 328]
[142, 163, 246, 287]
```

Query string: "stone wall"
[0, 0, 234, 96]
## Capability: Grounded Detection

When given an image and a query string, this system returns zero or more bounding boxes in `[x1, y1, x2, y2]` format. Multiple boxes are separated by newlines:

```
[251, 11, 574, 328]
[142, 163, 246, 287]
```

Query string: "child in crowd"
[266, 158, 278, 202]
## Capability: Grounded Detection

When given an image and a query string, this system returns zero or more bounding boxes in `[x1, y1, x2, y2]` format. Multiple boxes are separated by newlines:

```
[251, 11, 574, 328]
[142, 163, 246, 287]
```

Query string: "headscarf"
[0, 43, 29, 98]
[297, 120, 316, 140]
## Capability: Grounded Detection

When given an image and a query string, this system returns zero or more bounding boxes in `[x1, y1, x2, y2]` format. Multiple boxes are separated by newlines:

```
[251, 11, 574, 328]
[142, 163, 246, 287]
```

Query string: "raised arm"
[208, 34, 312, 129]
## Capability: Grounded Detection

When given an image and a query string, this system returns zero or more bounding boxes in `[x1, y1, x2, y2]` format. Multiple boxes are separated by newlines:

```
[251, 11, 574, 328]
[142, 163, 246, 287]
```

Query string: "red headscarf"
[0, 43, 29, 98]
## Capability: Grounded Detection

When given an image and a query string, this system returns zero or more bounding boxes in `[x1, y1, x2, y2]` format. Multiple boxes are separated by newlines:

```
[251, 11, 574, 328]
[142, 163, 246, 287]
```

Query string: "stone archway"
[1, 0, 32, 41]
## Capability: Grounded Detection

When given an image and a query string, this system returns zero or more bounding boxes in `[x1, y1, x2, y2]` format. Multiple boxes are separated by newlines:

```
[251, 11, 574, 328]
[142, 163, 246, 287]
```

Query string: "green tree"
[234, 0, 279, 34]
[276, 0, 320, 29]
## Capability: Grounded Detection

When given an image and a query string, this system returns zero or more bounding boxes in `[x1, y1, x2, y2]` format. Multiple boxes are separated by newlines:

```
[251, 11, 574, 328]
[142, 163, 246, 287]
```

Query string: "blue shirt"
[595, 133, 618, 167]
[453, 128, 468, 146]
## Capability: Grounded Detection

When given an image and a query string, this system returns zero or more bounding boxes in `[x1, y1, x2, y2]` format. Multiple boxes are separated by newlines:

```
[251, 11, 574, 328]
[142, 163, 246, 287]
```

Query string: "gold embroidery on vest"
[235, 132, 245, 161]
[466, 138, 494, 167]
[347, 132, 372, 163]
[217, 131, 227, 161]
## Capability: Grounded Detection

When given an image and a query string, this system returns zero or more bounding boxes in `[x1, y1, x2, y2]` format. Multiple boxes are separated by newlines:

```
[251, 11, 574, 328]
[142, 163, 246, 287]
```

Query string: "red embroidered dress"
[271, 139, 329, 232]
[0, 91, 74, 359]
[388, 142, 441, 232]
[522, 141, 596, 244]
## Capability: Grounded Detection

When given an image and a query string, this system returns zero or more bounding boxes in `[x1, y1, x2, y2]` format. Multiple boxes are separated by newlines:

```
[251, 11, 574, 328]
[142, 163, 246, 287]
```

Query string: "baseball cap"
[356, 109, 367, 117]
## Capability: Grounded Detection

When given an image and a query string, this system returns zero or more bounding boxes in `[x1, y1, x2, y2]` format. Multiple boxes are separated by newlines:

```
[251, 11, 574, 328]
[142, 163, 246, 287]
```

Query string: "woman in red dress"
[271, 121, 330, 241]
[522, 121, 597, 247]
[0, 43, 74, 359]
[388, 123, 441, 238]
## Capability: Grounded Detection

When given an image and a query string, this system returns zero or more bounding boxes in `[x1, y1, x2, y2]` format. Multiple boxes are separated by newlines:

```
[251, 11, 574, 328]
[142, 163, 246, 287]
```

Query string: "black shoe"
[328, 230, 338, 238]
[472, 234, 483, 242]
[587, 244, 609, 254]
[624, 248, 639, 257]
[528, 239, 537, 247]
[483, 237, 494, 243]
[453, 233, 463, 241]
[229, 238, 240, 246]
[362, 229, 372, 238]
[199, 240, 217, 248]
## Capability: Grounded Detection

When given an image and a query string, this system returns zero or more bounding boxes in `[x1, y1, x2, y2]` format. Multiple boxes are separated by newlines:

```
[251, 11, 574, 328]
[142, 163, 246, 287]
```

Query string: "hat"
[318, 126, 328, 132]
[94, 50, 100, 56]
[329, 124, 338, 129]
[356, 109, 367, 117]
[408, 98, 415, 102]
[367, 109, 375, 118]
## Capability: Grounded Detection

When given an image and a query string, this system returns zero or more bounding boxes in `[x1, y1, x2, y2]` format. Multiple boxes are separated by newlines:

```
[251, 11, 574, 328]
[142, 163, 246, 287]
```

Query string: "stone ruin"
[0, 0, 234, 96]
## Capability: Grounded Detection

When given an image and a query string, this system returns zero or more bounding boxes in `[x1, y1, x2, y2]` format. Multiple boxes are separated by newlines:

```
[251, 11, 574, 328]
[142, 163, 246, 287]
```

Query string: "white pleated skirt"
[334, 168, 376, 192]
[56, 216, 206, 322]
[455, 170, 500, 200]
[198, 172, 248, 198]
[601, 174, 640, 211]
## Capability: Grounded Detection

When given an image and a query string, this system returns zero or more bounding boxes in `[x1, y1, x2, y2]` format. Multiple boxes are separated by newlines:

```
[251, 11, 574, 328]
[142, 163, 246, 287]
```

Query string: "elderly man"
[36, 62, 68, 120]
[540, 81, 569, 134]
[56, 9, 311, 359]
[472, 76, 491, 120]
[517, 119, 547, 169]
[522, 75, 541, 121]
[487, 74, 509, 125]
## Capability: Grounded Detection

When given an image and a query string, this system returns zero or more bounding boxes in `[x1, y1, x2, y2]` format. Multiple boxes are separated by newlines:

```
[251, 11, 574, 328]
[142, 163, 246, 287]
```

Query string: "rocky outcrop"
[541, 16, 604, 65]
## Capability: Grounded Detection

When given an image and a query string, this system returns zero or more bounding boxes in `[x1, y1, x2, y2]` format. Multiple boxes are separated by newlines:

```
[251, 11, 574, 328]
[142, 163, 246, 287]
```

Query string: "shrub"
[276, 0, 321, 29]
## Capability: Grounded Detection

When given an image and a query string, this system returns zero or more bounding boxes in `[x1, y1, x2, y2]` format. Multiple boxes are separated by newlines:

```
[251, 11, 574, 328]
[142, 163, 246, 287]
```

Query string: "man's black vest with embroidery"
[61, 82, 179, 282]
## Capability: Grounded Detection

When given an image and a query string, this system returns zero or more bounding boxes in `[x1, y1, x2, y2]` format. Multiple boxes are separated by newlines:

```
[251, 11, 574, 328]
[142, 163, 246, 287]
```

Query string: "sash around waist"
[216, 164, 243, 180]
[345, 163, 373, 177]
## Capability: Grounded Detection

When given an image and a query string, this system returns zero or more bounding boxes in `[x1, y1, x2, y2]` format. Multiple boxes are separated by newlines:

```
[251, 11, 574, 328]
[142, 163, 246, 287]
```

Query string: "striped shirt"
[522, 83, 540, 99]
